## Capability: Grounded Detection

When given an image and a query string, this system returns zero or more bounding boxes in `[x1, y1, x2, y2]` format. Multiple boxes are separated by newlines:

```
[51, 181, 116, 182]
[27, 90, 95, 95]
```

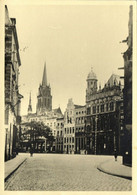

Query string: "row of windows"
[75, 117, 84, 124]
[57, 122, 63, 127]
[76, 110, 86, 115]
[57, 130, 63, 136]
[64, 137, 74, 143]
[64, 145, 75, 149]
[87, 102, 114, 115]
[64, 127, 75, 134]
[76, 127, 84, 131]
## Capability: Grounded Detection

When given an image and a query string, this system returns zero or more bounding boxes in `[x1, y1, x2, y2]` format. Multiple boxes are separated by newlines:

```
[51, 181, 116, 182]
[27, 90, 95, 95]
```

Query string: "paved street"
[5, 154, 131, 191]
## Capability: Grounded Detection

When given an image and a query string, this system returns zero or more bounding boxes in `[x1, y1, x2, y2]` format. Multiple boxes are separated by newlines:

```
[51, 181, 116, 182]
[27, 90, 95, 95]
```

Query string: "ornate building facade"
[63, 99, 75, 154]
[85, 68, 123, 155]
[5, 6, 23, 160]
[63, 98, 86, 154]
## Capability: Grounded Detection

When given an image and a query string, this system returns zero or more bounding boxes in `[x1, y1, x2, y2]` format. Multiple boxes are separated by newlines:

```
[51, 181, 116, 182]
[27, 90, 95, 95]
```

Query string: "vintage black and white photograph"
[3, 0, 134, 192]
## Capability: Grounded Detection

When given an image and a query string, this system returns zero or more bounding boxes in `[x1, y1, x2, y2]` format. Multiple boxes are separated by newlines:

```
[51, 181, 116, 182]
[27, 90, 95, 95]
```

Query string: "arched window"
[110, 102, 114, 111]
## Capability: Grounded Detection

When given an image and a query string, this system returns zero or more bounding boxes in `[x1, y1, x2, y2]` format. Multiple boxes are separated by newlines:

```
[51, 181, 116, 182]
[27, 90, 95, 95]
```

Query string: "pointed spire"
[42, 62, 47, 86]
[29, 92, 31, 106]
[99, 82, 101, 90]
[28, 92, 32, 114]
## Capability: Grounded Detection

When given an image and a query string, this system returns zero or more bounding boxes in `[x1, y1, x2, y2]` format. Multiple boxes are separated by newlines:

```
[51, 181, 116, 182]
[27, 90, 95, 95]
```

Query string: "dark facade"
[36, 63, 52, 115]
[122, 6, 132, 166]
[85, 69, 123, 155]
[5, 6, 23, 161]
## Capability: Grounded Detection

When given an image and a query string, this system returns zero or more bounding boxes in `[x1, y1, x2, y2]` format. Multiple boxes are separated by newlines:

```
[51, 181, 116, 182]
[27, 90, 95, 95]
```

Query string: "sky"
[7, 3, 129, 116]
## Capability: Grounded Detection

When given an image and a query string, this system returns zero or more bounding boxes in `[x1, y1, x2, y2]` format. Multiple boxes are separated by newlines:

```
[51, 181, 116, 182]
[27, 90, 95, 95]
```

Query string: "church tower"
[36, 62, 52, 115]
[86, 67, 98, 102]
[28, 92, 32, 115]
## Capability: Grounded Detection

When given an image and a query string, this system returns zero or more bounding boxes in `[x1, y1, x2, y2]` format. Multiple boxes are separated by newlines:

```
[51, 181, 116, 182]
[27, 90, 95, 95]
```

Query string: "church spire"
[29, 92, 31, 105]
[42, 62, 47, 87]
[28, 92, 32, 114]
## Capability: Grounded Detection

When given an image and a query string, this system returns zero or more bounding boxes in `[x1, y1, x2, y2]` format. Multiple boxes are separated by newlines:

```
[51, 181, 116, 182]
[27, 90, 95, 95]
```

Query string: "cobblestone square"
[5, 154, 132, 191]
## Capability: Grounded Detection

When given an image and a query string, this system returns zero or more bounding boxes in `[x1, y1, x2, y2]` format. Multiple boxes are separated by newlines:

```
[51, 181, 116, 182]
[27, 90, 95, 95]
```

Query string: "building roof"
[53, 107, 63, 115]
[87, 67, 97, 80]
[106, 74, 121, 87]
[74, 105, 85, 109]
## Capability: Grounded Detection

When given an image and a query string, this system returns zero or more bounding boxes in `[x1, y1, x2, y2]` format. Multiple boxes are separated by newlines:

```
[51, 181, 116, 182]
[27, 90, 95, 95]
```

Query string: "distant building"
[5, 6, 23, 161]
[63, 99, 75, 154]
[36, 63, 52, 115]
[122, 6, 132, 166]
[85, 68, 123, 155]
[63, 98, 86, 154]
[75, 105, 86, 154]
[55, 117, 64, 153]
[21, 63, 63, 152]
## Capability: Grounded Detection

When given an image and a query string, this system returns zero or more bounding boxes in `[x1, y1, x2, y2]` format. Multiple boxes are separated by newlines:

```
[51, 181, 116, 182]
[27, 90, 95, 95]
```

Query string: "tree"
[20, 121, 54, 152]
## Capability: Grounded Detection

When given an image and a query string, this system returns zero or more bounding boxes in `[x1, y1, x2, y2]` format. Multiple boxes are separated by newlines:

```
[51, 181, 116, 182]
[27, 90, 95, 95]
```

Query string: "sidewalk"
[5, 153, 28, 181]
[97, 156, 132, 180]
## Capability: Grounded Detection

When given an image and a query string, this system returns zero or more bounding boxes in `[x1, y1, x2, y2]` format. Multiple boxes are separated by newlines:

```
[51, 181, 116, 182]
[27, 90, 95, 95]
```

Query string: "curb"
[5, 158, 27, 182]
[97, 163, 132, 180]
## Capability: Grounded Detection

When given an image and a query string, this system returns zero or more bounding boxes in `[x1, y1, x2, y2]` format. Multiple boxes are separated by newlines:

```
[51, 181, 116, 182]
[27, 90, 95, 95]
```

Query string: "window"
[70, 127, 71, 134]
[79, 112, 81, 114]
[67, 128, 69, 134]
[106, 103, 108, 111]
[101, 104, 104, 112]
[64, 138, 66, 143]
[93, 106, 96, 114]
[97, 105, 99, 113]
[72, 137, 74, 143]
[87, 107, 91, 115]
[65, 128, 66, 134]
[76, 112, 78, 115]
[72, 127, 74, 133]
[110, 102, 114, 111]
[70, 137, 71, 143]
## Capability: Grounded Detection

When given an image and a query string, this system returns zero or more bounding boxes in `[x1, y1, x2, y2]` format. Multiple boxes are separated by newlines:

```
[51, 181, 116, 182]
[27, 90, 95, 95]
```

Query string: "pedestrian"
[30, 147, 33, 157]
[114, 149, 117, 161]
